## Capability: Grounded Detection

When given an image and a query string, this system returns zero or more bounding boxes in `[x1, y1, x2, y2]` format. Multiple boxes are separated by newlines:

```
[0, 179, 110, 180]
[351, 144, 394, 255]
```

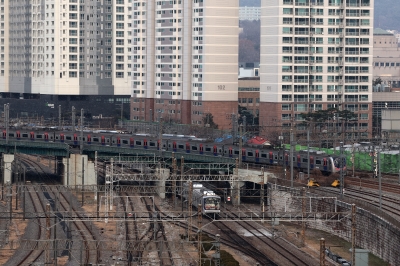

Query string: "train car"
[0, 128, 348, 176]
[182, 183, 220, 217]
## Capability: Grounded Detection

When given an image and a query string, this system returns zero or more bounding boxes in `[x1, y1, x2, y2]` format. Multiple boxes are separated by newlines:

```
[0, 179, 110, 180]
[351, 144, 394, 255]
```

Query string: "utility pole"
[260, 167, 265, 223]
[320, 238, 326, 266]
[58, 105, 61, 128]
[378, 151, 382, 210]
[197, 204, 202, 266]
[340, 142, 344, 198]
[72, 106, 75, 133]
[239, 124, 243, 168]
[290, 130, 294, 188]
[5, 103, 9, 145]
[351, 204, 356, 266]
[120, 102, 123, 128]
[307, 129, 310, 180]
[80, 108, 84, 154]
[159, 117, 163, 158]
[279, 135, 286, 179]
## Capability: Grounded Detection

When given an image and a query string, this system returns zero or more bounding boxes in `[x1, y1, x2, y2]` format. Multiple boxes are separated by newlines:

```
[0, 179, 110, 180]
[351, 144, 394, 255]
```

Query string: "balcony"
[294, 60, 308, 64]
[295, 12, 310, 16]
[295, 40, 309, 44]
[294, 31, 309, 35]
[345, 51, 359, 55]
[346, 32, 360, 36]
[294, 79, 309, 83]
[346, 3, 360, 7]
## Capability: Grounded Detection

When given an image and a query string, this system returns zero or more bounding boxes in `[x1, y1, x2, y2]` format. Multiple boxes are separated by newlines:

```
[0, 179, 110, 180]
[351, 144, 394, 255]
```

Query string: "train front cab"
[73, 134, 78, 145]
[172, 141, 177, 152]
[310, 156, 314, 170]
[186, 142, 190, 153]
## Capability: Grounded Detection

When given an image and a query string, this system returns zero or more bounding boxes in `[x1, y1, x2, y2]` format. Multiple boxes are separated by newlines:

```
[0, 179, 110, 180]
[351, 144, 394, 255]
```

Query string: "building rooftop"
[374, 28, 394, 36]
[238, 77, 260, 81]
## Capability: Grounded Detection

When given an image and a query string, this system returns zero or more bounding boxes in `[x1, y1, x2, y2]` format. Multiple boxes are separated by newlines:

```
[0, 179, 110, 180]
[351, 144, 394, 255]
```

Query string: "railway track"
[18, 155, 101, 265]
[218, 205, 314, 266]
[142, 196, 175, 266]
[346, 177, 400, 194]
[10, 180, 46, 265]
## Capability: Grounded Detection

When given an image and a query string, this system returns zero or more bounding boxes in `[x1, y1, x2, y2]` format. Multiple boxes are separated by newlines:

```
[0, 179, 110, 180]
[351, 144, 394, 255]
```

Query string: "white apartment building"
[131, 0, 239, 129]
[0, 0, 131, 114]
[260, 0, 374, 138]
[239, 6, 261, 21]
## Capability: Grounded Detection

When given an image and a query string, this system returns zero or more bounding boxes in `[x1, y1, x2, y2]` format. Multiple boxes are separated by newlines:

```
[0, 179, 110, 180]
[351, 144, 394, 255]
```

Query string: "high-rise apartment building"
[239, 6, 261, 21]
[260, 0, 374, 138]
[131, 0, 238, 129]
[0, 0, 131, 118]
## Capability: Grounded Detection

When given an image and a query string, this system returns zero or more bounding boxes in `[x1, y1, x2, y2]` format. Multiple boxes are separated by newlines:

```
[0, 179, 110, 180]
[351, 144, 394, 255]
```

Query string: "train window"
[83, 138, 85, 141]
[192, 146, 198, 151]
[22, 133, 28, 138]
[316, 159, 322, 165]
[9, 133, 14, 137]
[247, 152, 254, 157]
[293, 157, 296, 161]
[178, 144, 184, 149]
[66, 136, 71, 140]
[149, 142, 156, 147]
[205, 147, 211, 152]
[122, 140, 128, 144]
[234, 150, 239, 155]
[261, 154, 267, 158]
[135, 141, 142, 145]
[302, 158, 308, 163]
[36, 135, 42, 139]
[93, 137, 99, 142]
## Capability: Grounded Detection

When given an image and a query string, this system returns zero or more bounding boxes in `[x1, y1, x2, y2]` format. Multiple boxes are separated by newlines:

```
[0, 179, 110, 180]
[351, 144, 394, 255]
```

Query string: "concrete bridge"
[0, 139, 278, 203]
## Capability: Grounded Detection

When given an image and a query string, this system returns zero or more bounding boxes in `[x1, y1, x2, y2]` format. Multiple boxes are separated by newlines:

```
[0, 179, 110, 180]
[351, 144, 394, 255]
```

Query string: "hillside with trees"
[374, 0, 400, 31]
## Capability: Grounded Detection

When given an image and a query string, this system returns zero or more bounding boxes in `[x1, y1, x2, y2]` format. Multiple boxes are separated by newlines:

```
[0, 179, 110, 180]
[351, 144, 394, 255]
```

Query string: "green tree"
[373, 77, 382, 86]
[202, 113, 218, 129]
[238, 105, 257, 125]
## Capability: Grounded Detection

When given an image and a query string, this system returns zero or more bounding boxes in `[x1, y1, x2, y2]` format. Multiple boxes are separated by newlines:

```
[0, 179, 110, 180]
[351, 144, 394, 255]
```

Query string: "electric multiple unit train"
[181, 183, 221, 216]
[1, 129, 346, 175]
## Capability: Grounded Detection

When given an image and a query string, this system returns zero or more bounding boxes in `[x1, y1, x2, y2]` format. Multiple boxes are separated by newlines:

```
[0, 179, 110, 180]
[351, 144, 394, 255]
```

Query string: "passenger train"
[1, 129, 346, 176]
[181, 183, 221, 216]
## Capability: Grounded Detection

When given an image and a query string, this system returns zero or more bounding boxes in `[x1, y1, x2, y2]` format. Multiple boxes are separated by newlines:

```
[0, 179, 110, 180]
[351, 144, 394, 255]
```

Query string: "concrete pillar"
[232, 181, 245, 205]
[56, 156, 63, 177]
[2, 154, 14, 184]
[156, 168, 170, 199]
[62, 154, 96, 186]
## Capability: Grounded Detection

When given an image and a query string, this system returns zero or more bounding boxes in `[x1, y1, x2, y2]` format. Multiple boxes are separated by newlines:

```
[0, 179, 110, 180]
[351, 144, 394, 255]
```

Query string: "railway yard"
[0, 154, 399, 265]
